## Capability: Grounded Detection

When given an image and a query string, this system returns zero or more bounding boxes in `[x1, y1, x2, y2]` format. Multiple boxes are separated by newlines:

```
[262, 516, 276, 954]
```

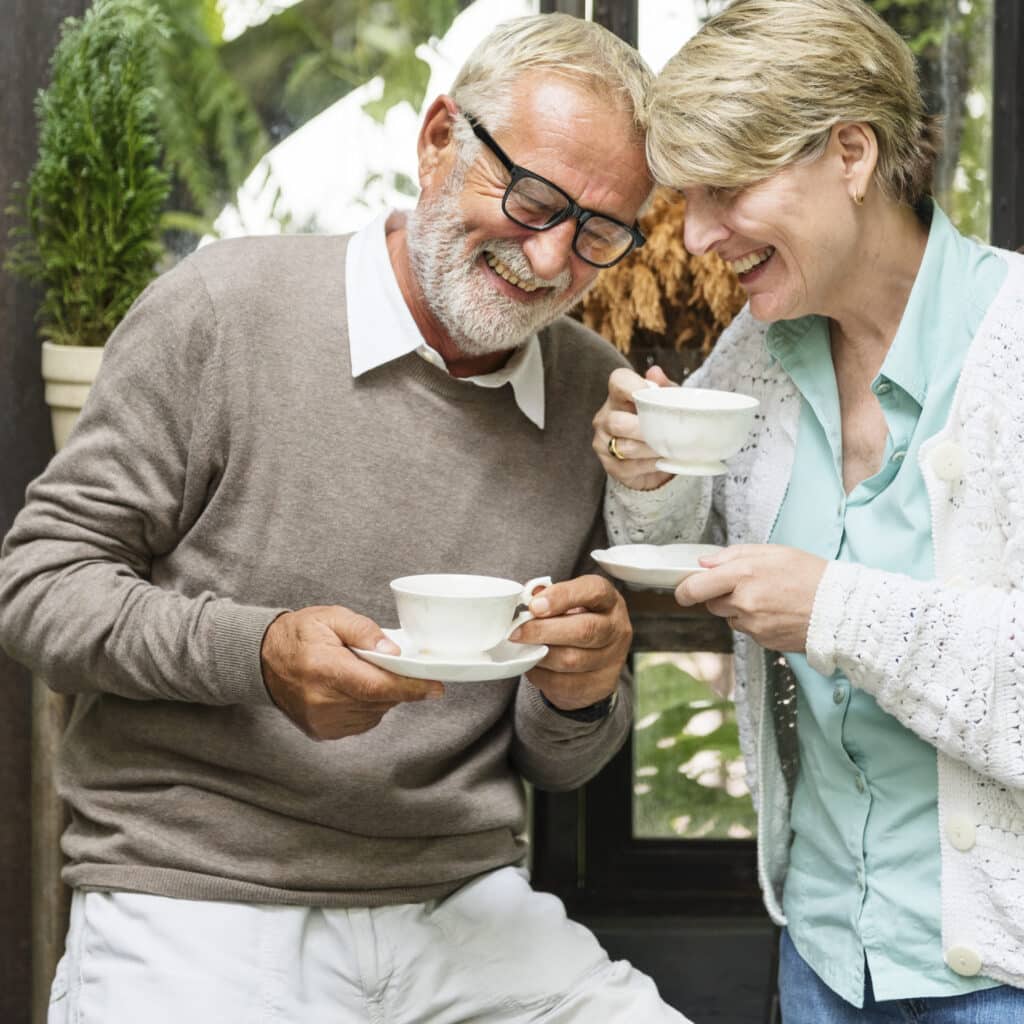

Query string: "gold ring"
[607, 436, 626, 461]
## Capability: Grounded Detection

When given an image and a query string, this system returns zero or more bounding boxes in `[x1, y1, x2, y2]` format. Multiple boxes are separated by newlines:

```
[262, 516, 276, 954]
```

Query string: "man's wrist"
[540, 688, 618, 722]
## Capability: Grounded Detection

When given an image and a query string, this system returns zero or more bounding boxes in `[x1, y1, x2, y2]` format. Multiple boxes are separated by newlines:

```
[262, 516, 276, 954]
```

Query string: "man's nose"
[683, 195, 730, 256]
[521, 220, 576, 281]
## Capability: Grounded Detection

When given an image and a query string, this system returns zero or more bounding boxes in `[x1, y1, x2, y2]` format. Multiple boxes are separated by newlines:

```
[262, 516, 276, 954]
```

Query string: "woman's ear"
[834, 122, 878, 204]
[417, 95, 460, 192]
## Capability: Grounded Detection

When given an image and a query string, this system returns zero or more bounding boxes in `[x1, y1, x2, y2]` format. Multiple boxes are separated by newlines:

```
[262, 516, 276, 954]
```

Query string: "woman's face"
[681, 141, 861, 323]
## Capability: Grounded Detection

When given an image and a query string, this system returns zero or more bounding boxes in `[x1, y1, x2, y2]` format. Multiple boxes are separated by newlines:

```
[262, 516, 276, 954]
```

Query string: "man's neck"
[384, 212, 514, 378]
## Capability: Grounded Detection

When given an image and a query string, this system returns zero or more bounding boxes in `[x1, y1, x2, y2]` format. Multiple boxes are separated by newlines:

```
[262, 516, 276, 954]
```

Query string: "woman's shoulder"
[950, 251, 1024, 443]
[964, 249, 1024, 376]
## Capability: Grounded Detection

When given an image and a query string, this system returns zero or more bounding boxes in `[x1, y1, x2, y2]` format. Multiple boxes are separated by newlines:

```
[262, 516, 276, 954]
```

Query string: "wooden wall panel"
[0, 2, 89, 1022]
[993, 0, 1024, 249]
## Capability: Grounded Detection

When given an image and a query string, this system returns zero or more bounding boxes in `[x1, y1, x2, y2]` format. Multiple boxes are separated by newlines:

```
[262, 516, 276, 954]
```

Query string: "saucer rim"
[351, 628, 548, 682]
[591, 543, 721, 588]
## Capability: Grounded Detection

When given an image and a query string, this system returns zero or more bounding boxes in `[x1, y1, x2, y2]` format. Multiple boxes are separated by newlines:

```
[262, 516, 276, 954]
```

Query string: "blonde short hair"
[450, 13, 652, 139]
[647, 0, 942, 206]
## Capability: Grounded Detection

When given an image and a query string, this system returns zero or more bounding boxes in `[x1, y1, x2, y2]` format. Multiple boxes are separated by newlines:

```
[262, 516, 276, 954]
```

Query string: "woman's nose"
[683, 193, 730, 256]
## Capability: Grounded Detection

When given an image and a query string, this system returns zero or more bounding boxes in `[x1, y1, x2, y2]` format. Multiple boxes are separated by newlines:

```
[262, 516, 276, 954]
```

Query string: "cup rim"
[390, 573, 523, 599]
[633, 386, 759, 412]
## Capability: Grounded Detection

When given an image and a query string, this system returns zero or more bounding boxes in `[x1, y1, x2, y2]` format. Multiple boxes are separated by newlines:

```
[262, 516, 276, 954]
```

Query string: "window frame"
[532, 594, 764, 918]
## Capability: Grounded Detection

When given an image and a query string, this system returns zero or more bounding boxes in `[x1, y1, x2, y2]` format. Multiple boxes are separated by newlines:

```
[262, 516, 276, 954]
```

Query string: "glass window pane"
[632, 651, 755, 840]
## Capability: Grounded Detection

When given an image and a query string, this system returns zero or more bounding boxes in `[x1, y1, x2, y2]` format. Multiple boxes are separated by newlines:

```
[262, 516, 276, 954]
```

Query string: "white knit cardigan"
[606, 248, 1024, 989]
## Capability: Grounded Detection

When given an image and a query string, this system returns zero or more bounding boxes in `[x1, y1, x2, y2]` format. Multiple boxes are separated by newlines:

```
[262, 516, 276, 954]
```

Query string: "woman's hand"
[675, 544, 829, 653]
[592, 365, 676, 491]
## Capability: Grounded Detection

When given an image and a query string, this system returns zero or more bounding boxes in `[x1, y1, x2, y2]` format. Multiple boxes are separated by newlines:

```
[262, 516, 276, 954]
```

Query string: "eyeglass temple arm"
[462, 111, 516, 175]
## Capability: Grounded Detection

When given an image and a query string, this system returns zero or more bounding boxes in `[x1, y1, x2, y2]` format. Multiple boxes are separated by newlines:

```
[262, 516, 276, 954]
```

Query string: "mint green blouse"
[768, 203, 1007, 1007]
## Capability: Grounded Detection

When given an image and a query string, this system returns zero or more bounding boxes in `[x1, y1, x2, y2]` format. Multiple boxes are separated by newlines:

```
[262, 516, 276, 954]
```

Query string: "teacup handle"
[507, 575, 553, 638]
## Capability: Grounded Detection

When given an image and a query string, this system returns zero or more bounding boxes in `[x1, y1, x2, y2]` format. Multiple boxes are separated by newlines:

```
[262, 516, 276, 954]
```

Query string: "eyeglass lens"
[504, 176, 636, 267]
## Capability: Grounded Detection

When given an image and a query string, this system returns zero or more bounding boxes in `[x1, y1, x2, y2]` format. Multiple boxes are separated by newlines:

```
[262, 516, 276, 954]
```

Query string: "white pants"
[49, 868, 691, 1023]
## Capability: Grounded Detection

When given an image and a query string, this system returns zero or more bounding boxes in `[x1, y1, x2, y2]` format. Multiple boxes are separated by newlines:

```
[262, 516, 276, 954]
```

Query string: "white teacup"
[633, 385, 759, 476]
[390, 573, 552, 659]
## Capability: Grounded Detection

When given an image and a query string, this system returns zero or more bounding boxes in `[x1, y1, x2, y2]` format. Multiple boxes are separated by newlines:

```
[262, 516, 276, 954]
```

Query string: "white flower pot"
[40, 341, 104, 451]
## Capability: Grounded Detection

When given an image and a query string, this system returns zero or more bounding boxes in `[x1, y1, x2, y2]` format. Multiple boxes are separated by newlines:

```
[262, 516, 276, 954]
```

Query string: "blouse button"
[930, 441, 965, 482]
[945, 946, 982, 977]
[946, 816, 977, 852]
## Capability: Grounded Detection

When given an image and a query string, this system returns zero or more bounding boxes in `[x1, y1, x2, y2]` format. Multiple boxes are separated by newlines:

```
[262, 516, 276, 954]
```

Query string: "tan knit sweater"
[0, 234, 631, 906]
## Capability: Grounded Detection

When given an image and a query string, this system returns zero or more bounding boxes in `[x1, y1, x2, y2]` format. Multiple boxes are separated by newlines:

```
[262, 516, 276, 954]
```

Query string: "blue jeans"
[779, 928, 1024, 1023]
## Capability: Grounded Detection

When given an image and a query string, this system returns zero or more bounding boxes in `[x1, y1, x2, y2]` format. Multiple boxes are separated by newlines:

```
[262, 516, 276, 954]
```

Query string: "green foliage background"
[867, 0, 994, 238]
[633, 655, 756, 840]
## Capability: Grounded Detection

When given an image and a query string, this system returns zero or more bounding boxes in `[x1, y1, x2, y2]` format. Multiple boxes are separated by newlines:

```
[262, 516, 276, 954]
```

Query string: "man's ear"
[834, 122, 878, 203]
[417, 95, 460, 192]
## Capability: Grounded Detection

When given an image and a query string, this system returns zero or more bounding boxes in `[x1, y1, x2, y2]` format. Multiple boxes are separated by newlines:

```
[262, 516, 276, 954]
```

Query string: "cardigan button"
[930, 441, 965, 482]
[945, 945, 982, 977]
[946, 816, 977, 852]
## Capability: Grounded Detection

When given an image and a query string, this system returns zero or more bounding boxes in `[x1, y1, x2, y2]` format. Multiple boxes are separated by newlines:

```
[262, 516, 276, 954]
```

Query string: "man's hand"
[510, 575, 632, 710]
[675, 545, 828, 653]
[261, 606, 444, 741]
[592, 365, 676, 491]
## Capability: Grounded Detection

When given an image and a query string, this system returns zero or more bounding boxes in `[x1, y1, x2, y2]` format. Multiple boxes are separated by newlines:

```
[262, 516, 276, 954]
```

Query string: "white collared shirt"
[344, 211, 546, 429]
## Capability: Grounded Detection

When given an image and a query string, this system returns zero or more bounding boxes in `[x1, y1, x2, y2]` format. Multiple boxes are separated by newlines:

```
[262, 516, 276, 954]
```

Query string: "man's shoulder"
[540, 315, 629, 376]
[182, 233, 351, 303]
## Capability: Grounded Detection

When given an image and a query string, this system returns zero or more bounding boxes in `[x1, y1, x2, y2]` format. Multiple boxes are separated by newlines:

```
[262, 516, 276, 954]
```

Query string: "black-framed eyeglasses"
[463, 112, 645, 269]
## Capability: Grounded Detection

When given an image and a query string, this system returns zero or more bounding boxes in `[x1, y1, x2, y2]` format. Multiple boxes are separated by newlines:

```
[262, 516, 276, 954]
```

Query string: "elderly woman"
[593, 1, 1024, 1021]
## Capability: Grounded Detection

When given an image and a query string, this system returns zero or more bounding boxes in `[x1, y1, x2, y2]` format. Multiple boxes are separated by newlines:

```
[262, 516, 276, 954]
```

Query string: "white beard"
[406, 183, 580, 357]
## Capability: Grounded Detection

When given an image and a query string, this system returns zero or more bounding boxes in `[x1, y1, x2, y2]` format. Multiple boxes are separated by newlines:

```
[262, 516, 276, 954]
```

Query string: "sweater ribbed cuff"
[209, 602, 290, 706]
[518, 677, 614, 736]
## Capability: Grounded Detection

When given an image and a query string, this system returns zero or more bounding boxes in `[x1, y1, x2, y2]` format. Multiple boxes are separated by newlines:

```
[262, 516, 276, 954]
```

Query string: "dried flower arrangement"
[574, 188, 747, 368]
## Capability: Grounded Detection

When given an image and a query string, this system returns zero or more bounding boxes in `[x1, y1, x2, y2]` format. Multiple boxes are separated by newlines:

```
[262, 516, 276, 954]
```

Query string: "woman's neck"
[826, 200, 929, 366]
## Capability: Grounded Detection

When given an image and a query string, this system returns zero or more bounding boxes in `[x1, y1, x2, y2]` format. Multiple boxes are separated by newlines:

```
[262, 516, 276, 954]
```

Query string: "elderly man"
[0, 12, 689, 1024]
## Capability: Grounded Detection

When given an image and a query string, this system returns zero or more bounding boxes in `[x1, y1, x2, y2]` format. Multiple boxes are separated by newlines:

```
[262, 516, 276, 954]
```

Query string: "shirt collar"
[872, 201, 941, 406]
[345, 210, 546, 429]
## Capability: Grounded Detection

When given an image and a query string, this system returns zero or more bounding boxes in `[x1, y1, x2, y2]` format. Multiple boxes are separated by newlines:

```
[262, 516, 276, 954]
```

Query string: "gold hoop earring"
[854, 192, 865, 206]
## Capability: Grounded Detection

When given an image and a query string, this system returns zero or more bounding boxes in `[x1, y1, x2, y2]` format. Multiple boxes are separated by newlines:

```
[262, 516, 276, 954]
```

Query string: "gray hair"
[450, 13, 653, 146]
[647, 0, 942, 206]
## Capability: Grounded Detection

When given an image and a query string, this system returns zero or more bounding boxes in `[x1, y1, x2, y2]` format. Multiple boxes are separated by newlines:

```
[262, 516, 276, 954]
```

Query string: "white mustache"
[481, 240, 573, 292]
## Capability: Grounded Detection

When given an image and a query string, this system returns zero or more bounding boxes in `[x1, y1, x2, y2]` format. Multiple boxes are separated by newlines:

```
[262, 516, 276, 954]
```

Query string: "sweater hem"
[64, 859, 529, 909]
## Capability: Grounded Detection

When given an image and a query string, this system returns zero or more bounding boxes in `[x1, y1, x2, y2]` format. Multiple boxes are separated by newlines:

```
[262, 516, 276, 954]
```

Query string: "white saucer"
[351, 628, 548, 682]
[592, 543, 723, 589]
[655, 457, 728, 476]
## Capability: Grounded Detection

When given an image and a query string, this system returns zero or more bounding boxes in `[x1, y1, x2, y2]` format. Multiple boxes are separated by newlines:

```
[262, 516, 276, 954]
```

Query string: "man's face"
[407, 74, 652, 357]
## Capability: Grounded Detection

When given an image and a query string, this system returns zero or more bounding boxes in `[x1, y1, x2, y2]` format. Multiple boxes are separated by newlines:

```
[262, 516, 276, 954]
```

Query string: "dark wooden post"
[992, 0, 1024, 249]
[1, 3, 89, 1023]
[539, 0, 586, 16]
[592, 0, 638, 47]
